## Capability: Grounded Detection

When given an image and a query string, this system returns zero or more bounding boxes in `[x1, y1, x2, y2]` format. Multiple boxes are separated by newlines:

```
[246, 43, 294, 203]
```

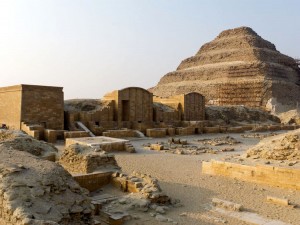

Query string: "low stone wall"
[64, 131, 90, 139]
[103, 129, 137, 138]
[73, 172, 112, 192]
[202, 160, 300, 190]
[146, 128, 167, 138]
[203, 126, 220, 133]
[175, 127, 195, 135]
[166, 127, 176, 136]
[65, 136, 129, 152]
[21, 122, 43, 140]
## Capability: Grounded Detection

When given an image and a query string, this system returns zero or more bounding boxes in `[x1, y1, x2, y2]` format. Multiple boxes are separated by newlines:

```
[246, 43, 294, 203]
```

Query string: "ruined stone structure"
[0, 147, 93, 224]
[103, 87, 153, 129]
[59, 144, 119, 174]
[153, 92, 205, 122]
[150, 27, 300, 113]
[0, 84, 64, 130]
[65, 88, 205, 135]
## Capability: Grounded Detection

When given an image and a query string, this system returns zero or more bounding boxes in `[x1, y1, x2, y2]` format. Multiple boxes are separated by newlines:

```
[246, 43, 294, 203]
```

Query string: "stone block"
[202, 160, 300, 190]
[73, 172, 112, 192]
[203, 127, 220, 133]
[150, 144, 164, 151]
[146, 128, 167, 138]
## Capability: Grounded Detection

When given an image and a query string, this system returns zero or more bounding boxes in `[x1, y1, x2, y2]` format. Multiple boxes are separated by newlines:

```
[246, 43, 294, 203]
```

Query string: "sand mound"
[0, 148, 93, 225]
[0, 130, 57, 161]
[246, 129, 300, 160]
[59, 144, 120, 174]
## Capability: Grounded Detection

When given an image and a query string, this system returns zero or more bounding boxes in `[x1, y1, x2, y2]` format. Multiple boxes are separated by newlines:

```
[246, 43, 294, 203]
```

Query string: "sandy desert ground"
[107, 132, 300, 225]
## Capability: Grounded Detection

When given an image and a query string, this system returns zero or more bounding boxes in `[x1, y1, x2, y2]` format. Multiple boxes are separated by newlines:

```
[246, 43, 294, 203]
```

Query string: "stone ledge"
[202, 160, 300, 190]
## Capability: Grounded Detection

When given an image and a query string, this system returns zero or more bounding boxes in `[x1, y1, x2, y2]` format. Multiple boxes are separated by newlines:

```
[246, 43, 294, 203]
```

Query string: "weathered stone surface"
[0, 130, 57, 161]
[0, 148, 93, 225]
[150, 27, 300, 113]
[0, 84, 64, 130]
[59, 143, 119, 174]
[246, 129, 300, 160]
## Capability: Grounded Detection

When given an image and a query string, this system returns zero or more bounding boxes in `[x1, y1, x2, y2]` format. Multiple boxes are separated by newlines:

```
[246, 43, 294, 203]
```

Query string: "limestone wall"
[0, 85, 22, 129]
[21, 85, 64, 130]
[202, 160, 300, 190]
[117, 87, 153, 124]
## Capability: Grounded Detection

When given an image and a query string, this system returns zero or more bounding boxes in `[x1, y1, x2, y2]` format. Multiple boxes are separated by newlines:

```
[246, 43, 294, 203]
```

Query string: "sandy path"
[113, 132, 300, 225]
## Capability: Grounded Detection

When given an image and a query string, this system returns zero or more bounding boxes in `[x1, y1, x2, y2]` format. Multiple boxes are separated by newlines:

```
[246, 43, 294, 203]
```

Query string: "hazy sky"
[0, 0, 299, 99]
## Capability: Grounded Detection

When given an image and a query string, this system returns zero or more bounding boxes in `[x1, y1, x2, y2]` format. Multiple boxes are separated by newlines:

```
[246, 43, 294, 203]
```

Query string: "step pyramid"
[150, 27, 300, 113]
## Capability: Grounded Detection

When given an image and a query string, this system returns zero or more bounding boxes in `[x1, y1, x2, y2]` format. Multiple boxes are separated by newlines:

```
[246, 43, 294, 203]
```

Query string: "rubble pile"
[0, 148, 93, 225]
[0, 130, 57, 161]
[92, 171, 180, 224]
[111, 171, 170, 204]
[241, 133, 277, 139]
[246, 129, 300, 160]
[143, 141, 219, 155]
[197, 136, 241, 146]
[59, 143, 120, 174]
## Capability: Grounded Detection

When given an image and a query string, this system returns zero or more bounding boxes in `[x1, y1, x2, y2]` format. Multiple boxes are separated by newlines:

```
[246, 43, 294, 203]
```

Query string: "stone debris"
[111, 171, 170, 204]
[212, 198, 243, 212]
[59, 143, 120, 174]
[0, 148, 93, 225]
[150, 144, 164, 151]
[246, 129, 300, 160]
[90, 170, 180, 225]
[197, 136, 241, 146]
[92, 191, 179, 224]
[144, 142, 217, 155]
[0, 130, 58, 161]
[241, 132, 277, 139]
[266, 196, 291, 207]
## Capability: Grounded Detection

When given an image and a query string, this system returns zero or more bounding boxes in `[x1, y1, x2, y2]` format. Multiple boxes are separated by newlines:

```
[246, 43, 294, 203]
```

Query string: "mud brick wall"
[21, 85, 64, 129]
[0, 85, 23, 129]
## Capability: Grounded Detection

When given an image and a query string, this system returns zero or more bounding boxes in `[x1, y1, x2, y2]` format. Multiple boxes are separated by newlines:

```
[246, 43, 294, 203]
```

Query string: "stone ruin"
[150, 26, 300, 113]
[0, 128, 175, 224]
[59, 143, 120, 174]
[246, 128, 300, 160]
[0, 148, 93, 225]
[0, 130, 58, 162]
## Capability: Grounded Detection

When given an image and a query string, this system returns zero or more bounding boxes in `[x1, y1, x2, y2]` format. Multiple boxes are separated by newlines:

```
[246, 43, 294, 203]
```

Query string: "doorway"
[122, 100, 130, 121]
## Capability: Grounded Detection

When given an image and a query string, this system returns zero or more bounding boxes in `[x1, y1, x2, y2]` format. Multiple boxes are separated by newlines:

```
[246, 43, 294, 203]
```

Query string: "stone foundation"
[202, 160, 300, 190]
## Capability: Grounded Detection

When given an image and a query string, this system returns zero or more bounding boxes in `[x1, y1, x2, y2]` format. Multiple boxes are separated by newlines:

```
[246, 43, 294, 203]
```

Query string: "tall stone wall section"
[184, 93, 205, 120]
[117, 87, 153, 123]
[21, 85, 64, 130]
[0, 85, 22, 129]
